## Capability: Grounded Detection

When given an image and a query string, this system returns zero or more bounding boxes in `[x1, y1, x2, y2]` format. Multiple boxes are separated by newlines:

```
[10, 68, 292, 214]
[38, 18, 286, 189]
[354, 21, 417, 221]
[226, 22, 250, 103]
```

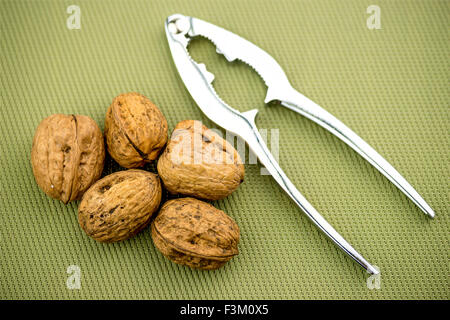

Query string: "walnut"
[78, 169, 162, 242]
[104, 92, 168, 168]
[157, 120, 244, 200]
[31, 114, 105, 204]
[151, 198, 240, 269]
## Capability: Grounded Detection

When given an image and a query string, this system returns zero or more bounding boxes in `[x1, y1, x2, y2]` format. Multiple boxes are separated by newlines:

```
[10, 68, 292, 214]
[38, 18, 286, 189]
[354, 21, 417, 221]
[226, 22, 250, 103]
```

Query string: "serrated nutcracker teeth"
[197, 63, 215, 84]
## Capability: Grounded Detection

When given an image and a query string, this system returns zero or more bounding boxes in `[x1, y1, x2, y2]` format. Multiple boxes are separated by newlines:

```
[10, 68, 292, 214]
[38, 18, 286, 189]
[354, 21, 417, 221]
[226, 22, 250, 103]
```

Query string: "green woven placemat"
[1, 0, 448, 299]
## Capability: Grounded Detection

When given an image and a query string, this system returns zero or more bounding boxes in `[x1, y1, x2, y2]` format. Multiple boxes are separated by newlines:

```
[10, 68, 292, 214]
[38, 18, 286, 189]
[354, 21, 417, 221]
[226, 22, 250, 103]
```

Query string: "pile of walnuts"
[31, 92, 243, 270]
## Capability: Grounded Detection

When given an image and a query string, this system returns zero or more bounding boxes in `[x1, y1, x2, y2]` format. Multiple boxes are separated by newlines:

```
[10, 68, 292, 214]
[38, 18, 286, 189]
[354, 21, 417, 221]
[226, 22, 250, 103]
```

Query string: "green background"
[1, 0, 448, 299]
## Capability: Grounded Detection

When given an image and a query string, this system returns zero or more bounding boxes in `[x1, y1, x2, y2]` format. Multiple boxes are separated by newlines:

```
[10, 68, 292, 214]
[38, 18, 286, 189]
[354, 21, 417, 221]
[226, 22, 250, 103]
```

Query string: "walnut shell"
[151, 198, 240, 270]
[78, 169, 162, 242]
[157, 120, 244, 200]
[31, 114, 105, 204]
[104, 92, 168, 168]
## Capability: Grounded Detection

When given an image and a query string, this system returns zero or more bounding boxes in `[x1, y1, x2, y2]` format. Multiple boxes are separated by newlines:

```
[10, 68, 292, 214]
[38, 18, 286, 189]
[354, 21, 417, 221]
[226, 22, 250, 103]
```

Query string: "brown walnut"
[31, 114, 105, 204]
[78, 169, 162, 242]
[157, 120, 244, 200]
[151, 198, 240, 270]
[104, 92, 168, 168]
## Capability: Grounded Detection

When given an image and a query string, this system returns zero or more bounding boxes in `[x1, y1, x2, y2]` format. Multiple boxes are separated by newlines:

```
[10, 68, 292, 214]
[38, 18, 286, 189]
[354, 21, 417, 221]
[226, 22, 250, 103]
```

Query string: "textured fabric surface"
[0, 0, 448, 300]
